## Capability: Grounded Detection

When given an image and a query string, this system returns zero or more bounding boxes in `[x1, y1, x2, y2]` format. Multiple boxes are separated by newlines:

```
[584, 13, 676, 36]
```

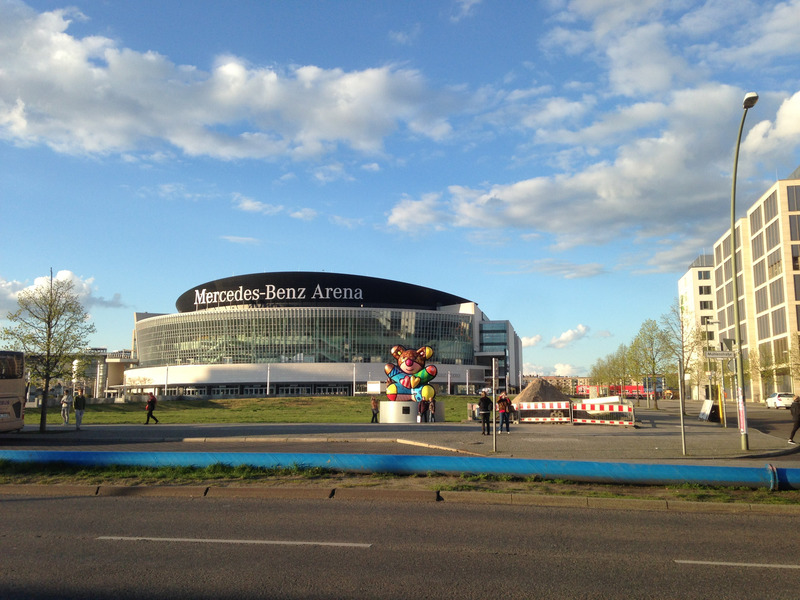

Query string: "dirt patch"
[513, 378, 571, 404]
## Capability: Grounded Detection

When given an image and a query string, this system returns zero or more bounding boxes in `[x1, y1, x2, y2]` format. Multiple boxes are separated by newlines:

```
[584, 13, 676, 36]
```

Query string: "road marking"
[675, 560, 800, 570]
[97, 536, 371, 548]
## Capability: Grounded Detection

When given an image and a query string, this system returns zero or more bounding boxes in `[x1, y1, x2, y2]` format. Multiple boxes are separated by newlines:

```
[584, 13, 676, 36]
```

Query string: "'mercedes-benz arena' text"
[194, 284, 364, 308]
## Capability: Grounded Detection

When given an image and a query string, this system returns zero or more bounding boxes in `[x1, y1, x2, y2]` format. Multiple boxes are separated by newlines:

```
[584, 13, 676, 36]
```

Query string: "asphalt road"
[4, 493, 800, 599]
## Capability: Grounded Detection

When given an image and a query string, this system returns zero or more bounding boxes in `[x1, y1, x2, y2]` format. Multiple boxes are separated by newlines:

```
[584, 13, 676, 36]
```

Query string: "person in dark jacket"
[788, 396, 800, 444]
[73, 388, 87, 430]
[478, 391, 492, 435]
[145, 393, 159, 424]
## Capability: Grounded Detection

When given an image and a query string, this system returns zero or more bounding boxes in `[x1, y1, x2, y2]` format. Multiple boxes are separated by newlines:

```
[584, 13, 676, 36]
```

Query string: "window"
[795, 275, 800, 301]
[772, 309, 787, 336]
[767, 249, 783, 279]
[755, 287, 769, 313]
[758, 314, 771, 340]
[788, 186, 800, 211]
[698, 270, 711, 280]
[794, 246, 800, 271]
[770, 279, 785, 306]
[753, 260, 766, 286]
[764, 191, 778, 222]
[774, 337, 788, 361]
[766, 220, 781, 250]
[699, 286, 711, 295]
[750, 206, 763, 231]
[700, 300, 713, 310]
[752, 233, 765, 260]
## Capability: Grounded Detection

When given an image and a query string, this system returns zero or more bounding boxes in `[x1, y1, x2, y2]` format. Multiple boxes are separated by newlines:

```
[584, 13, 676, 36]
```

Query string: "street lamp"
[730, 91, 758, 450]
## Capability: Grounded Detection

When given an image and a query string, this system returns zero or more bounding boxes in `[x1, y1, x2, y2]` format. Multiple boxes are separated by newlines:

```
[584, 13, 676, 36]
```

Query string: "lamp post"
[730, 91, 758, 450]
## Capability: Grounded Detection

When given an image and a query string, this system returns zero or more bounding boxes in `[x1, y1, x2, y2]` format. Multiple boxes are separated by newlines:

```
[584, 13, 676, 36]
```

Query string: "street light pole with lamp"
[730, 91, 758, 451]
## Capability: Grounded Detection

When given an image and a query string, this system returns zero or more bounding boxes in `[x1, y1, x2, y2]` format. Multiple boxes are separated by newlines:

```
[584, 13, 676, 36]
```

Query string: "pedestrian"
[60, 390, 72, 425]
[145, 392, 159, 424]
[478, 390, 492, 435]
[497, 390, 511, 434]
[370, 396, 379, 423]
[418, 399, 429, 423]
[428, 398, 436, 422]
[788, 395, 800, 444]
[73, 388, 87, 430]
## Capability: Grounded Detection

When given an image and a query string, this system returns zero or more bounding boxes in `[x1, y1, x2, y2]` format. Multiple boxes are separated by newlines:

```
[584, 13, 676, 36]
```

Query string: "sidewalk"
[4, 401, 798, 467]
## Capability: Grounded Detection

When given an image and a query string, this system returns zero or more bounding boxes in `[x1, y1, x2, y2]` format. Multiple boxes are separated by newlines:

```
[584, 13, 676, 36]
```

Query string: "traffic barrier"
[516, 401, 571, 423]
[571, 397, 635, 426]
[471, 399, 635, 426]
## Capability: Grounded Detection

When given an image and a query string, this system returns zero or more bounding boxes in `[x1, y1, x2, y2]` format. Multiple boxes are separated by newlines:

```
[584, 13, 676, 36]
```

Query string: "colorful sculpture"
[385, 345, 437, 402]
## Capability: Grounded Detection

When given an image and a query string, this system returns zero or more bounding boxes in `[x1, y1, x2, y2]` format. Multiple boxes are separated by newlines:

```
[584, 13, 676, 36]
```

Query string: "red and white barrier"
[571, 398, 635, 426]
[515, 401, 572, 423]
[469, 398, 636, 426]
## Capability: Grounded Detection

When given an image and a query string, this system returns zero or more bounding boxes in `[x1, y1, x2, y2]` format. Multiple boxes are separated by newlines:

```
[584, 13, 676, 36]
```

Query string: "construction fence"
[469, 397, 636, 427]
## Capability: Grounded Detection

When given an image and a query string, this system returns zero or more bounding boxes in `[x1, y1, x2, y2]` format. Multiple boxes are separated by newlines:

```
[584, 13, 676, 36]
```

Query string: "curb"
[1, 484, 799, 514]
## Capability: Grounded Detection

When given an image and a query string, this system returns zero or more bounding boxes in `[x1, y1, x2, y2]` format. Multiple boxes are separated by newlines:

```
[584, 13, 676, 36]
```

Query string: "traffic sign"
[706, 350, 736, 359]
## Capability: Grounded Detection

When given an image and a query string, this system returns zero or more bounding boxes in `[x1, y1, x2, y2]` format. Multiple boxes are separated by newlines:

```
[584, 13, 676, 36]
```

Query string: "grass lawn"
[28, 395, 476, 425]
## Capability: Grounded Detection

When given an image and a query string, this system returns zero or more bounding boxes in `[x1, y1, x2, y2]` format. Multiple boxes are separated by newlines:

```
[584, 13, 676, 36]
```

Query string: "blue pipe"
[2, 450, 799, 490]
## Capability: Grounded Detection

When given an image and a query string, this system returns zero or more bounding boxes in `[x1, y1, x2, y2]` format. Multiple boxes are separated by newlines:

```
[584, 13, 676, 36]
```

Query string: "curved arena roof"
[176, 272, 471, 313]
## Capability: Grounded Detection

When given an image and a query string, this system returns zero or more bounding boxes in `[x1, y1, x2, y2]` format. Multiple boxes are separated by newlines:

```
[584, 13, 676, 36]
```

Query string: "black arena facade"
[126, 272, 522, 397]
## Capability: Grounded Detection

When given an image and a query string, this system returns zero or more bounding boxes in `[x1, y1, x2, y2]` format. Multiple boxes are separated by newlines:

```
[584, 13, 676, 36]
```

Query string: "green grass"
[28, 394, 475, 425]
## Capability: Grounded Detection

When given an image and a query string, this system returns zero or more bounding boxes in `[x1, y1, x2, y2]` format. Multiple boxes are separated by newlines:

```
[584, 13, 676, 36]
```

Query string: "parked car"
[766, 392, 795, 409]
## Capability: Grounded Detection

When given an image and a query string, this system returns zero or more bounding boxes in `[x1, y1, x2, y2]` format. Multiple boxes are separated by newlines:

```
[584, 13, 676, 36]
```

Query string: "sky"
[2, 0, 800, 377]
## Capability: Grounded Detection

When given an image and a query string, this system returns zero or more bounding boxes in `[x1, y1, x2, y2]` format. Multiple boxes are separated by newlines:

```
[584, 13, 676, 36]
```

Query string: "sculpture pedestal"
[379, 400, 444, 423]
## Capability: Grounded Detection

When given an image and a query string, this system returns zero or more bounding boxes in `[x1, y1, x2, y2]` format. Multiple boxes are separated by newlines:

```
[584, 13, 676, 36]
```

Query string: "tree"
[629, 319, 670, 410]
[660, 297, 702, 403]
[1, 271, 96, 432]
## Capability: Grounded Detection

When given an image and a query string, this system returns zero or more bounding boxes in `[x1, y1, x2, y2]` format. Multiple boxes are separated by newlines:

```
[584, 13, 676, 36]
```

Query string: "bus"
[0, 351, 25, 432]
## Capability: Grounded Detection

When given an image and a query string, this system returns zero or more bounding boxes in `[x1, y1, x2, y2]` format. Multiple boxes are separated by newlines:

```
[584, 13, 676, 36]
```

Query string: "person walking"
[497, 390, 511, 434]
[478, 390, 492, 435]
[428, 398, 436, 423]
[370, 397, 379, 423]
[145, 392, 159, 424]
[60, 391, 72, 425]
[788, 395, 800, 444]
[73, 388, 86, 430]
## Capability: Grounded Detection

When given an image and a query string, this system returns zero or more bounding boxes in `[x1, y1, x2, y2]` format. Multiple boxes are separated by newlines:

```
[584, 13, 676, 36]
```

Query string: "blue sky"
[2, 0, 800, 376]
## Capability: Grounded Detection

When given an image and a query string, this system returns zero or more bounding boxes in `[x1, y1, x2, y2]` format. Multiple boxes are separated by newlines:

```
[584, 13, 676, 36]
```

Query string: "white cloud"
[290, 208, 317, 221]
[450, 0, 482, 22]
[552, 363, 576, 377]
[510, 259, 606, 279]
[521, 335, 542, 348]
[548, 324, 589, 349]
[232, 193, 283, 216]
[386, 192, 447, 233]
[0, 5, 456, 160]
[0, 271, 124, 314]
[389, 23, 422, 45]
[221, 236, 260, 245]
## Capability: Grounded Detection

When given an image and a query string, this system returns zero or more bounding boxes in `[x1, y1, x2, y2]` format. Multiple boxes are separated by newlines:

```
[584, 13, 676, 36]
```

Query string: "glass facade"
[135, 306, 475, 368]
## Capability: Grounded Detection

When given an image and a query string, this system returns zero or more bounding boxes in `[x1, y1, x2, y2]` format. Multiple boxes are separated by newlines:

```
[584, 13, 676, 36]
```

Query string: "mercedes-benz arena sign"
[176, 272, 471, 313]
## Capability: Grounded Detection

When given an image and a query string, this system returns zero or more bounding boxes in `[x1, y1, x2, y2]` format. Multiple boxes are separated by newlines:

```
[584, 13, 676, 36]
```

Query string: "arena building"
[124, 272, 522, 398]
